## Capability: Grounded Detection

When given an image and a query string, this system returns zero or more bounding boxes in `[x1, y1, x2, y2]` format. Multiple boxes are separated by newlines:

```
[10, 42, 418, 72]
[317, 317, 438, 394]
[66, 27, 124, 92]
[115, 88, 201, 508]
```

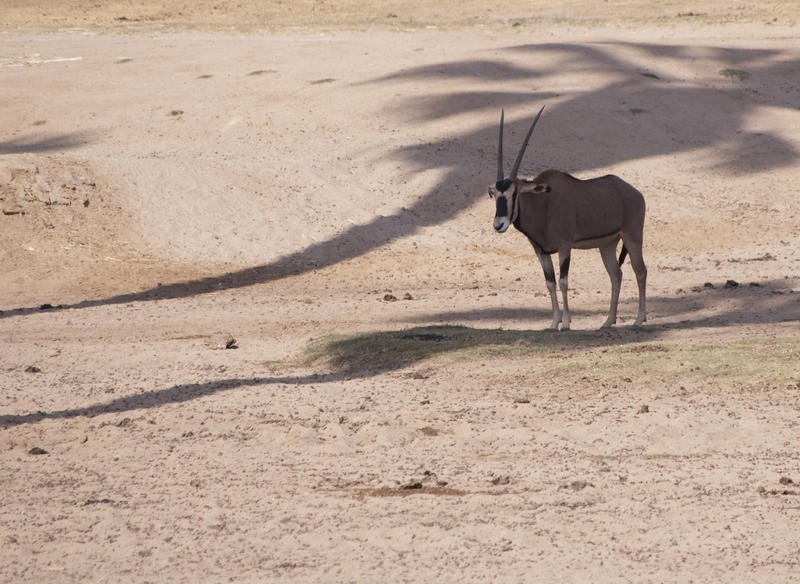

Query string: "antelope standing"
[488, 106, 647, 330]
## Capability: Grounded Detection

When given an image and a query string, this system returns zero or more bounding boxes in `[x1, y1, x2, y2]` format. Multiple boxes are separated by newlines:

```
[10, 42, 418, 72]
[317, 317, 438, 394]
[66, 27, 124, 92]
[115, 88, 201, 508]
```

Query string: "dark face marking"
[495, 178, 513, 193]
[492, 180, 517, 233]
[495, 195, 508, 219]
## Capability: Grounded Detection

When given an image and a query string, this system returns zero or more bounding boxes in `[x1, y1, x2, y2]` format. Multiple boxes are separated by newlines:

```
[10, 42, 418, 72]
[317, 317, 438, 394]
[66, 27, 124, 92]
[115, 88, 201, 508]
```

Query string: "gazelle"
[488, 106, 647, 330]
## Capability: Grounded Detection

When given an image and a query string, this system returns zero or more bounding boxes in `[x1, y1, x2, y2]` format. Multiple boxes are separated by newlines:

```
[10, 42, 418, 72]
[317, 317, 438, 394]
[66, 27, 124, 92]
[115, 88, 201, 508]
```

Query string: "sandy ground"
[2, 2, 800, 582]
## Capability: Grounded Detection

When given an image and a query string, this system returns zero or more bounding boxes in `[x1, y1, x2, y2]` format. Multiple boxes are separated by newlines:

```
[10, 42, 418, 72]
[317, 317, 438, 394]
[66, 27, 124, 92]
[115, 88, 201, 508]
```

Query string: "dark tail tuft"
[618, 244, 628, 267]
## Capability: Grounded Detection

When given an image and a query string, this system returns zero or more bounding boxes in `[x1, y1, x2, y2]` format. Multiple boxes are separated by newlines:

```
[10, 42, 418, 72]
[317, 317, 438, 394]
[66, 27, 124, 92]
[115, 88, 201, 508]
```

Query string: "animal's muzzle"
[493, 217, 510, 233]
[494, 195, 511, 233]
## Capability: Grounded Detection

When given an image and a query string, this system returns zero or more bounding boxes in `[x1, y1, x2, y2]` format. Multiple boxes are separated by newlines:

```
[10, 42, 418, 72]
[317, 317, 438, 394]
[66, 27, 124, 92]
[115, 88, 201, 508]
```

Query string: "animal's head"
[488, 106, 545, 233]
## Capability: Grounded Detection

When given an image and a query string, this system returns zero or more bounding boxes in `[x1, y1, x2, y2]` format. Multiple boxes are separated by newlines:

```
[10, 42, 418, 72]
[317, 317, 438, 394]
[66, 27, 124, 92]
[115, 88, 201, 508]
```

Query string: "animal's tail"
[618, 244, 628, 267]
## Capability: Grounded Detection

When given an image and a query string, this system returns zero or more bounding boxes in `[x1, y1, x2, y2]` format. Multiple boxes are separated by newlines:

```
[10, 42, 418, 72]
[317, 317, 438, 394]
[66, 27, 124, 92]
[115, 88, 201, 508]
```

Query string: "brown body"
[490, 107, 647, 330]
[491, 169, 647, 330]
[514, 171, 646, 254]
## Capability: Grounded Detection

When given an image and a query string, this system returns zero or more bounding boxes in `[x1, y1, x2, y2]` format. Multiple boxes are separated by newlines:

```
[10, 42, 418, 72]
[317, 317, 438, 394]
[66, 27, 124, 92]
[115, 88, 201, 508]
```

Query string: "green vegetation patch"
[273, 325, 800, 388]
[719, 68, 750, 81]
[544, 336, 800, 385]
[277, 325, 655, 376]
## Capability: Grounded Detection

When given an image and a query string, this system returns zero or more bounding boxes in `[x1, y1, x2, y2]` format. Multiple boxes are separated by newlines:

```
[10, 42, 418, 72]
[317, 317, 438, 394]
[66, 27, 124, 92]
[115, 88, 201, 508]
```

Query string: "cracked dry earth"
[2, 4, 800, 582]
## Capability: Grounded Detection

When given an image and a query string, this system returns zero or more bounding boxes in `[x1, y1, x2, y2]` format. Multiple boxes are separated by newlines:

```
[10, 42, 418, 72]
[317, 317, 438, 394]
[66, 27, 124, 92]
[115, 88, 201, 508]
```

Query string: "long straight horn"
[509, 105, 545, 181]
[497, 109, 505, 183]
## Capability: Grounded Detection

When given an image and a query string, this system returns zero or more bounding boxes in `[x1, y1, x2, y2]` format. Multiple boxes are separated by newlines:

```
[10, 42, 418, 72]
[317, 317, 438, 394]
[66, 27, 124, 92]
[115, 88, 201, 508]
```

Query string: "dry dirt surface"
[2, 2, 800, 582]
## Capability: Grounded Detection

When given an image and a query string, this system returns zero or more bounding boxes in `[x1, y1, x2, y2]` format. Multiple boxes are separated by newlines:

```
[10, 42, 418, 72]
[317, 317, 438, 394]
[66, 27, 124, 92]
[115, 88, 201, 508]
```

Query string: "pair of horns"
[497, 105, 546, 185]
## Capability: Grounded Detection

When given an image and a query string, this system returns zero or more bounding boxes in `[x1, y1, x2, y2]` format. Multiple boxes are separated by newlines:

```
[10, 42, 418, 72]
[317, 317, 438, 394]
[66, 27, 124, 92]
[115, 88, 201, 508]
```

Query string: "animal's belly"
[572, 231, 621, 250]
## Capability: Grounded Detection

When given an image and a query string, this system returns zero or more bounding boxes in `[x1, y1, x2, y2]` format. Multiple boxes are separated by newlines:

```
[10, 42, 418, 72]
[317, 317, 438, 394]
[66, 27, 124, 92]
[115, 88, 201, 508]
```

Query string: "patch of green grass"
[277, 325, 655, 376]
[168, 109, 184, 117]
[32, 120, 47, 126]
[116, 58, 133, 64]
[310, 78, 337, 85]
[719, 68, 750, 81]
[247, 69, 278, 76]
[271, 325, 800, 387]
[198, 74, 213, 79]
[547, 336, 800, 384]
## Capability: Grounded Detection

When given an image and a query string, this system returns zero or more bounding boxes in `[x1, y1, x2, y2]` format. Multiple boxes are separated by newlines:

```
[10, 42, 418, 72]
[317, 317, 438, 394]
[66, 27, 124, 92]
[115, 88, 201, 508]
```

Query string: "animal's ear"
[532, 183, 551, 193]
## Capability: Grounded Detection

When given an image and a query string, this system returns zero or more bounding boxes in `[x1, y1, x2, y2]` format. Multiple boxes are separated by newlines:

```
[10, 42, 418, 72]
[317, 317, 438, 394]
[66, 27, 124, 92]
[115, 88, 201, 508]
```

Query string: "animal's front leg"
[537, 252, 561, 330]
[557, 250, 572, 331]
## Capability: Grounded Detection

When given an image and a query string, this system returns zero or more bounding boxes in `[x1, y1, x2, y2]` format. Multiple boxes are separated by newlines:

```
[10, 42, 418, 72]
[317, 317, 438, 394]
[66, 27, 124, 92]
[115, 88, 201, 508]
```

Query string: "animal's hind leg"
[599, 241, 622, 328]
[624, 238, 647, 326]
[536, 251, 562, 330]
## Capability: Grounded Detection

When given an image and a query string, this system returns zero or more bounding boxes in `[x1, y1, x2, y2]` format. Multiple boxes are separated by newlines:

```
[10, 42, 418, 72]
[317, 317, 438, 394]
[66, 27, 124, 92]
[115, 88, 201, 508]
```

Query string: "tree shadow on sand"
[2, 41, 798, 317]
[0, 130, 95, 155]
[2, 281, 798, 428]
[402, 279, 800, 330]
[0, 323, 656, 428]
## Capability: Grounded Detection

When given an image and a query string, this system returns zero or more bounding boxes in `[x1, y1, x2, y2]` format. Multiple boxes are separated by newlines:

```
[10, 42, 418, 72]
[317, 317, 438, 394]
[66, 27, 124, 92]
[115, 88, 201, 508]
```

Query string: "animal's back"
[529, 170, 644, 240]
